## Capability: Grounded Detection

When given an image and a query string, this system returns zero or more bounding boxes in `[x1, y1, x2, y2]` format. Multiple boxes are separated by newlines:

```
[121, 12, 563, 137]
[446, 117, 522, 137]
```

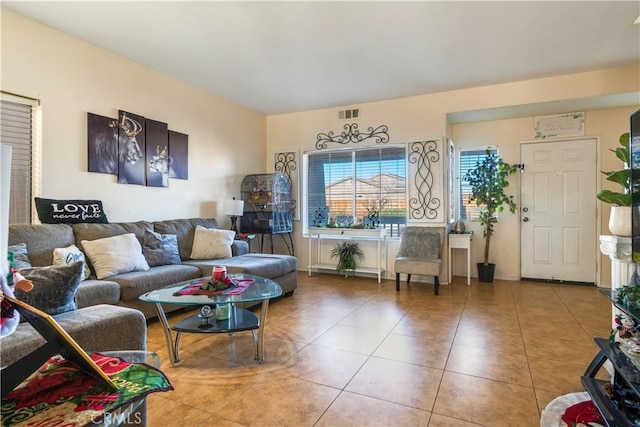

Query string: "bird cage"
[240, 173, 293, 234]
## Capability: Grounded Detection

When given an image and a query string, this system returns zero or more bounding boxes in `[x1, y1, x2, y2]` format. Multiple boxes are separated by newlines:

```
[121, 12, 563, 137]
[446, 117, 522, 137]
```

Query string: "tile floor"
[145, 272, 612, 427]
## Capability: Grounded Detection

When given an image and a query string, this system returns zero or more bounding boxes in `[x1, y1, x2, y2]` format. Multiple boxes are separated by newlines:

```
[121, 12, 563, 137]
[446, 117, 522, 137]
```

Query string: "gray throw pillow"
[142, 230, 181, 267]
[15, 261, 84, 317]
[8, 243, 32, 269]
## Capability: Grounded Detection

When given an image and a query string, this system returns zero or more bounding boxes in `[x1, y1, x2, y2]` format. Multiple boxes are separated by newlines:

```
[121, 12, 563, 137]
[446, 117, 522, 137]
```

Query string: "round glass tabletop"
[139, 273, 282, 306]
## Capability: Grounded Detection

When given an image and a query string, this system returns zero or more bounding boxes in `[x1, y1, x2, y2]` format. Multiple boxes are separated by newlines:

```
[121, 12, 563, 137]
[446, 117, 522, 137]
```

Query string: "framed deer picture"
[145, 119, 170, 187]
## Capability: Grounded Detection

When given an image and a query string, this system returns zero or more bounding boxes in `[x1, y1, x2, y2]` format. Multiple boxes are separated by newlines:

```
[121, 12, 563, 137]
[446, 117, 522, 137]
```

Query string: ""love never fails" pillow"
[35, 197, 108, 224]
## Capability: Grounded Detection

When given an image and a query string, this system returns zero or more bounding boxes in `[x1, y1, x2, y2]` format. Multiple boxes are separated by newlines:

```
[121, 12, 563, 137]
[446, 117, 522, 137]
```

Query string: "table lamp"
[223, 198, 244, 233]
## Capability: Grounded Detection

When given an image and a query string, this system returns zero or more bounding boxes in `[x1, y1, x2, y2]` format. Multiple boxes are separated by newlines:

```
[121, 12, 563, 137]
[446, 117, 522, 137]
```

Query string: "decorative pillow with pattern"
[190, 226, 235, 260]
[15, 262, 84, 317]
[7, 243, 31, 269]
[53, 245, 91, 280]
[81, 233, 150, 279]
[142, 230, 181, 267]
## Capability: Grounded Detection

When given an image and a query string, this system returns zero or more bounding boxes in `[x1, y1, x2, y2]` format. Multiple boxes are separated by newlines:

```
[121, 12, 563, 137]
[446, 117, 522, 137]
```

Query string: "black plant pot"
[477, 263, 496, 282]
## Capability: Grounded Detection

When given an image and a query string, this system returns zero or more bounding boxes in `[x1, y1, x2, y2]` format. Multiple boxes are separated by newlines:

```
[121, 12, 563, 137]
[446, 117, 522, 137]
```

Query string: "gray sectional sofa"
[2, 217, 297, 367]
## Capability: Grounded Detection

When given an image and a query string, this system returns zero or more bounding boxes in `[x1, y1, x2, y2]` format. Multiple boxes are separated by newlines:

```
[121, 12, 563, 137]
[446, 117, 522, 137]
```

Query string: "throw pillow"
[190, 226, 235, 260]
[81, 233, 150, 279]
[8, 243, 32, 269]
[142, 230, 181, 267]
[35, 197, 109, 224]
[15, 262, 84, 317]
[52, 244, 91, 280]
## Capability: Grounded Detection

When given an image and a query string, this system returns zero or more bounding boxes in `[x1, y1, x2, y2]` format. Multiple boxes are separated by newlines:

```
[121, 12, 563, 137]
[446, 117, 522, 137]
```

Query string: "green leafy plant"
[616, 271, 640, 310]
[463, 150, 518, 265]
[597, 132, 631, 206]
[330, 241, 364, 276]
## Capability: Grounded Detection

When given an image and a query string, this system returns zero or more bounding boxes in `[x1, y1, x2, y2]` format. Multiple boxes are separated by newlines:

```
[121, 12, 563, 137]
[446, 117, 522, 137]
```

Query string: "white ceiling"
[3, 1, 640, 117]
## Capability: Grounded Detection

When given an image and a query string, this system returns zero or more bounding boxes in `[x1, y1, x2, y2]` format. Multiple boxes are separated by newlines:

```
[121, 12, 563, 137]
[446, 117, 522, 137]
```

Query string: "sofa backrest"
[72, 221, 153, 253]
[153, 218, 218, 260]
[8, 218, 224, 268]
[8, 223, 75, 267]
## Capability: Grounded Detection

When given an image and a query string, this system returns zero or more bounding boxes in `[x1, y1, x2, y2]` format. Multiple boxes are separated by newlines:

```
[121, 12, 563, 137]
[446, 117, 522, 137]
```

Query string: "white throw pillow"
[53, 244, 91, 280]
[81, 233, 150, 279]
[190, 226, 235, 260]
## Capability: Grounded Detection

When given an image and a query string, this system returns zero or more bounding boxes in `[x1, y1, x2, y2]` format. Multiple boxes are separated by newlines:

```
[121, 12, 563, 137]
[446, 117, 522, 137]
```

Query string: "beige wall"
[267, 66, 639, 285]
[1, 8, 266, 223]
[452, 106, 638, 285]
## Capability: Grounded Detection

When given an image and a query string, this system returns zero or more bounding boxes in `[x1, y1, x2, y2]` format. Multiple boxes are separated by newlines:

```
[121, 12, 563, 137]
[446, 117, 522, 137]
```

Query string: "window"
[459, 147, 497, 221]
[1, 92, 39, 224]
[304, 145, 406, 236]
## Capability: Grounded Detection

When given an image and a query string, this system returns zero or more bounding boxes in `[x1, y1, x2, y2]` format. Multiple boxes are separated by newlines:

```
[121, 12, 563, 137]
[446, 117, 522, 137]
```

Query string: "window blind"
[1, 98, 34, 224]
[459, 148, 497, 221]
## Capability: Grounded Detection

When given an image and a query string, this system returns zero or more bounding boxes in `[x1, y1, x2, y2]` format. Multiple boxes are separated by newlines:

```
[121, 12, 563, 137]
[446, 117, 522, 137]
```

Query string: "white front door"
[520, 138, 597, 283]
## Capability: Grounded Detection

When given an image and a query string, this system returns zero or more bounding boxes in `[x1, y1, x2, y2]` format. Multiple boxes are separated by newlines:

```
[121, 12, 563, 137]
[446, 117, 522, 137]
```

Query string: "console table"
[307, 227, 387, 283]
[448, 232, 473, 285]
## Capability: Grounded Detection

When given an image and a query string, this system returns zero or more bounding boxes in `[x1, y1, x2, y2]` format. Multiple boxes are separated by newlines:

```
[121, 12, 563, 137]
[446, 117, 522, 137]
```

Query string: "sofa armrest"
[0, 305, 146, 368]
[232, 240, 249, 256]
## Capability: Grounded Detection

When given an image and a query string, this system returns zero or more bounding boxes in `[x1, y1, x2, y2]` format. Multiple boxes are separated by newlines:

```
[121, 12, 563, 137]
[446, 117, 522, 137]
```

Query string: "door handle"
[522, 217, 529, 222]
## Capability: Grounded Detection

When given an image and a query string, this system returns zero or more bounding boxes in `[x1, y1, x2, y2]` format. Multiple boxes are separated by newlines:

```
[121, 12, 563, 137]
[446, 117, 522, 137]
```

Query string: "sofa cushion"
[113, 264, 202, 302]
[15, 261, 84, 316]
[72, 221, 153, 250]
[9, 224, 75, 267]
[34, 197, 108, 224]
[8, 243, 31, 269]
[76, 279, 121, 308]
[184, 253, 298, 279]
[53, 244, 91, 280]
[190, 226, 235, 259]
[82, 233, 150, 279]
[142, 230, 181, 267]
[153, 218, 218, 260]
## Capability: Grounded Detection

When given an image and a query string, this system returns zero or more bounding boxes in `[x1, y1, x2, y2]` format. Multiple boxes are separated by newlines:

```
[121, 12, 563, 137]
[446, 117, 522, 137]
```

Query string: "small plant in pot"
[597, 132, 632, 236]
[463, 150, 518, 282]
[330, 241, 364, 277]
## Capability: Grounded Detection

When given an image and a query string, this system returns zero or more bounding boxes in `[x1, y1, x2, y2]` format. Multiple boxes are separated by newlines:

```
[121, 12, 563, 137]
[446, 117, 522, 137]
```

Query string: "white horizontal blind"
[459, 148, 497, 221]
[1, 98, 34, 224]
[305, 146, 406, 236]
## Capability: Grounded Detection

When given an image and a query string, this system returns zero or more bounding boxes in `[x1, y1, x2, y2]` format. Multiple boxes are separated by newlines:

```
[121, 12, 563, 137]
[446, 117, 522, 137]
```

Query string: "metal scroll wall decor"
[316, 123, 389, 150]
[274, 151, 300, 220]
[408, 139, 441, 221]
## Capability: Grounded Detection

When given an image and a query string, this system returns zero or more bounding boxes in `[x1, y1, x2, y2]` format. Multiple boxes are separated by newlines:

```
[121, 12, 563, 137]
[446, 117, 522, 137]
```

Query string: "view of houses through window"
[304, 146, 406, 236]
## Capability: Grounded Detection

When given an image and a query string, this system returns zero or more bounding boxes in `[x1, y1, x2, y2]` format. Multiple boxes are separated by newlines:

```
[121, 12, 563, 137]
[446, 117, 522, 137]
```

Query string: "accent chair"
[394, 226, 446, 295]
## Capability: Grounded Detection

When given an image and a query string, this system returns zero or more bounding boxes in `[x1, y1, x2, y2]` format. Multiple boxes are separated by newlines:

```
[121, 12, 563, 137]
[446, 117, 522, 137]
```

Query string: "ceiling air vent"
[338, 108, 359, 120]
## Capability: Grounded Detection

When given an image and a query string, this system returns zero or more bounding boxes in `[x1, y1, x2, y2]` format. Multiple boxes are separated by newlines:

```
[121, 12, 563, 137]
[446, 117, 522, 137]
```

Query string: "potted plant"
[463, 150, 519, 282]
[597, 132, 632, 236]
[330, 241, 364, 277]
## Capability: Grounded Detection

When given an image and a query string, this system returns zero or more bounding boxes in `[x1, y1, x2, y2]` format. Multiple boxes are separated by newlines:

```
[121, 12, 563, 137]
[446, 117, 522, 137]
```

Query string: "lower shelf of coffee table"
[172, 306, 259, 334]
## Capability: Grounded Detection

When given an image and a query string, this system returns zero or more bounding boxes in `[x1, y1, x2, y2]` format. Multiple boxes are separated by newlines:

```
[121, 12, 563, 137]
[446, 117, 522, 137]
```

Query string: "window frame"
[1, 92, 41, 225]
[302, 144, 407, 237]
[458, 146, 498, 222]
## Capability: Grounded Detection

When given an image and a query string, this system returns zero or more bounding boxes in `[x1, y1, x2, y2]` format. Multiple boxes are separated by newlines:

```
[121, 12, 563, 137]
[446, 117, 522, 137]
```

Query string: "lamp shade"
[223, 199, 244, 217]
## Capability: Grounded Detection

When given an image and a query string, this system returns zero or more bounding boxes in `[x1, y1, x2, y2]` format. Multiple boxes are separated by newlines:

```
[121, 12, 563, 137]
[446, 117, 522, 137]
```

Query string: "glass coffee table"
[139, 273, 282, 366]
